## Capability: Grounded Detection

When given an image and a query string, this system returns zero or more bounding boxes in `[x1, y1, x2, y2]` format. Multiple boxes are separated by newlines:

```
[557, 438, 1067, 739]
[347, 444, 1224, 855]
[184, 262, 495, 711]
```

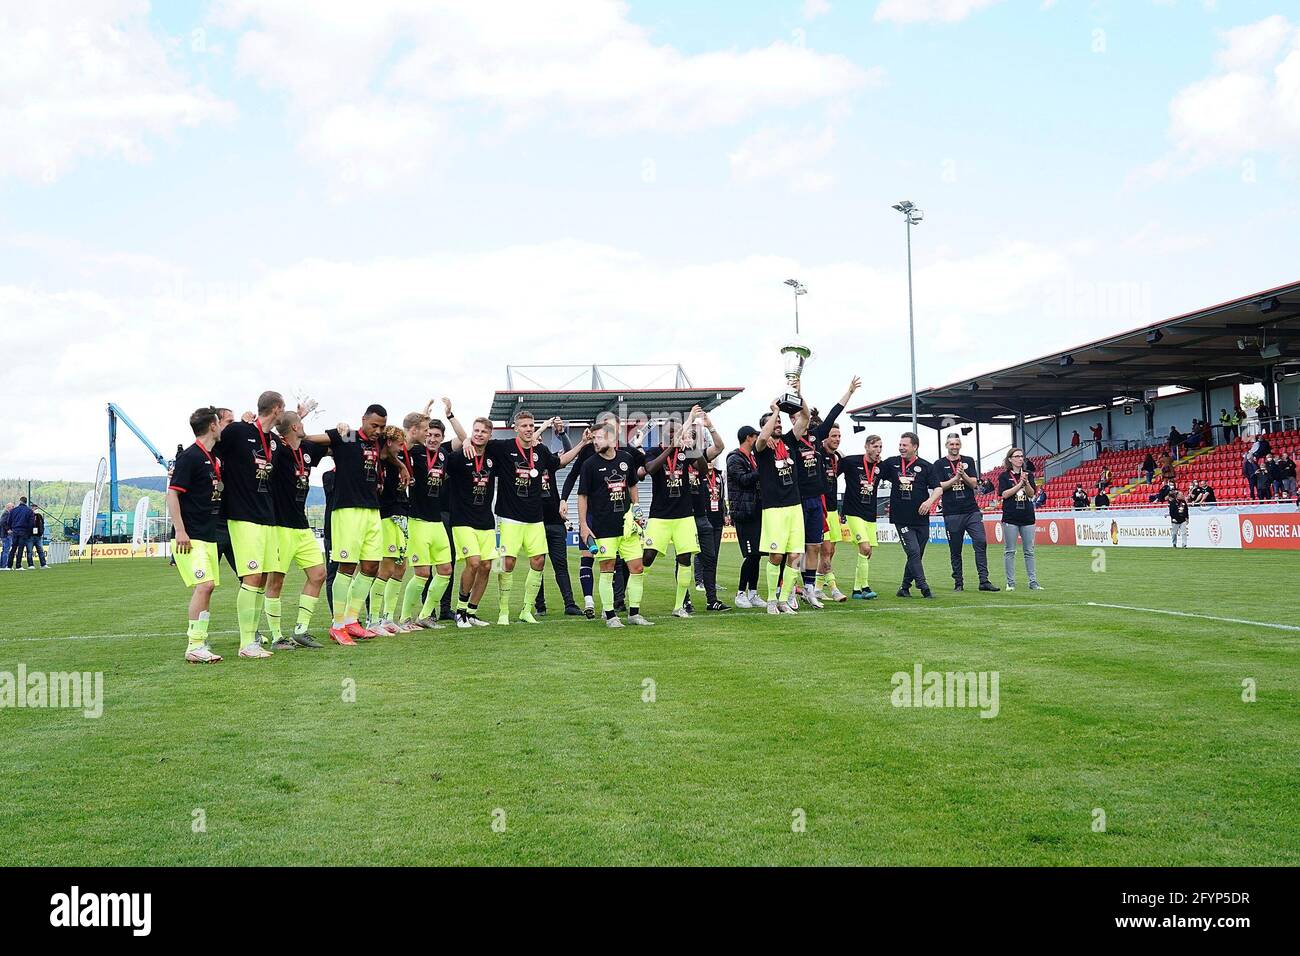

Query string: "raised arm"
[644, 445, 673, 475]
[699, 412, 725, 462]
[814, 376, 860, 440]
[791, 396, 810, 439]
[441, 397, 467, 450]
[755, 402, 780, 452]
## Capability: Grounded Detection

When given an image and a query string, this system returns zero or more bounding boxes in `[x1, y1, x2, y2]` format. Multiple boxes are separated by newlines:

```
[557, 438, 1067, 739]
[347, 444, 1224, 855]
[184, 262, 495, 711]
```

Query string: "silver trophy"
[777, 343, 812, 413]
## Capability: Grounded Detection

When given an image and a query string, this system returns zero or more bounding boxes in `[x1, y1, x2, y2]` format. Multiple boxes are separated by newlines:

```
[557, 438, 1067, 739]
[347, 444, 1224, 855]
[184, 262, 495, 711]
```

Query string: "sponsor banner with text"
[68, 542, 171, 560]
[1073, 514, 1242, 549]
[1239, 513, 1300, 549]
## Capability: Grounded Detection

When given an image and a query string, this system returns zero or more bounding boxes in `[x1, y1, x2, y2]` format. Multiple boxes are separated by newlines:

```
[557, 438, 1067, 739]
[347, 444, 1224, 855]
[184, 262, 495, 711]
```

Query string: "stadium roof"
[848, 280, 1300, 426]
[489, 365, 742, 423]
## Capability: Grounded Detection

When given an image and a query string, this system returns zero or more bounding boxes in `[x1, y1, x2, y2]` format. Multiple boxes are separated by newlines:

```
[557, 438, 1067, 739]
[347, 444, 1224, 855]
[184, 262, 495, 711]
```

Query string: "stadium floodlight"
[1059, 355, 1075, 367]
[1260, 343, 1282, 359]
[1258, 296, 1279, 313]
[892, 200, 924, 431]
[783, 278, 807, 335]
[1146, 329, 1164, 344]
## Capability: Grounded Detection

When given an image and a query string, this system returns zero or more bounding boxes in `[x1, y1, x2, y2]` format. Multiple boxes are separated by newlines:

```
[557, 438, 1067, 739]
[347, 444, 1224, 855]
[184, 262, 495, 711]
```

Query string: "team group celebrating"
[167, 380, 1043, 663]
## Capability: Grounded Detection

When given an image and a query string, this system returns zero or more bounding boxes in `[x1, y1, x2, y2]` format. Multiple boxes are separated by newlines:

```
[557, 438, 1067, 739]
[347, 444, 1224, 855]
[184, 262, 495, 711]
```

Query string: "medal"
[530, 468, 539, 478]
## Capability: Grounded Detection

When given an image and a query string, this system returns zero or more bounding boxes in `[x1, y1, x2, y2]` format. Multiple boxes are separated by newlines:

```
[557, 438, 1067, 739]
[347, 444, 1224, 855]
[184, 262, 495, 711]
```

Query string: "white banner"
[132, 497, 150, 546]
[78, 490, 96, 547]
[1074, 513, 1241, 549]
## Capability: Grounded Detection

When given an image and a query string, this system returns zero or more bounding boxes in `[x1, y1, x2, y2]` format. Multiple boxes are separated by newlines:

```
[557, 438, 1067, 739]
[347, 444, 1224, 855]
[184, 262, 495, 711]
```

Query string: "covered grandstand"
[848, 281, 1300, 512]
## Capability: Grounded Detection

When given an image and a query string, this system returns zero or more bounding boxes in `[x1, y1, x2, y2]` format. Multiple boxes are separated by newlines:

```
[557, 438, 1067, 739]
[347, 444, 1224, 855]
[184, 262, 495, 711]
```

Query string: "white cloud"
[729, 125, 837, 192]
[804, 0, 832, 19]
[1, 236, 1075, 479]
[213, 0, 875, 194]
[874, 0, 1005, 25]
[0, 0, 235, 182]
[1139, 16, 1300, 179]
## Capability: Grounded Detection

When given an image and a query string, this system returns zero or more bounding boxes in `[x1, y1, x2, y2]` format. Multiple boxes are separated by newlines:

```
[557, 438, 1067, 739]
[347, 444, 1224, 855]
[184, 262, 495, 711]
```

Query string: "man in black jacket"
[932, 432, 997, 592]
[534, 418, 585, 616]
[1168, 488, 1189, 548]
[726, 425, 764, 608]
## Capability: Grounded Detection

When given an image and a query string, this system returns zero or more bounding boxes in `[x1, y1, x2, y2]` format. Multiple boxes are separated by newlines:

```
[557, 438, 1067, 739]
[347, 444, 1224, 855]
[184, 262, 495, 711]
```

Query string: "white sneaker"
[238, 643, 273, 659]
[695, 584, 705, 592]
[766, 602, 780, 615]
[397, 621, 422, 633]
[468, 615, 491, 627]
[805, 590, 825, 609]
[606, 616, 625, 628]
[829, 587, 848, 603]
[456, 613, 473, 629]
[734, 592, 752, 609]
[671, 607, 692, 619]
[628, 614, 654, 626]
[185, 644, 222, 664]
[778, 602, 798, 615]
[787, 592, 799, 611]
[748, 592, 768, 610]
[417, 616, 444, 629]
[1005, 584, 1016, 592]
[1029, 583, 1045, 591]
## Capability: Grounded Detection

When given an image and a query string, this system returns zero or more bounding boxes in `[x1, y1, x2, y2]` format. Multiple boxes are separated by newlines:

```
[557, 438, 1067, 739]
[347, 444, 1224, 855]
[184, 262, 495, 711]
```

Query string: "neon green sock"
[383, 577, 402, 618]
[823, 570, 837, 592]
[497, 569, 515, 618]
[767, 561, 782, 603]
[333, 571, 353, 625]
[401, 576, 425, 622]
[674, 562, 691, 610]
[599, 570, 615, 614]
[627, 571, 644, 614]
[366, 576, 386, 621]
[814, 572, 825, 592]
[263, 596, 283, 639]
[347, 573, 374, 623]
[186, 618, 204, 650]
[522, 568, 543, 614]
[236, 585, 259, 648]
[295, 593, 318, 635]
[421, 573, 451, 619]
[858, 551, 871, 589]
[196, 611, 210, 640]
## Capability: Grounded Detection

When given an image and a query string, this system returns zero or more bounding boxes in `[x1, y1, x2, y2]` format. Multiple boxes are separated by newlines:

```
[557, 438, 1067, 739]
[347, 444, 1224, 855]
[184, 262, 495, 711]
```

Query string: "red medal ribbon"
[515, 437, 534, 472]
[199, 443, 222, 482]
[254, 419, 271, 462]
[292, 443, 306, 478]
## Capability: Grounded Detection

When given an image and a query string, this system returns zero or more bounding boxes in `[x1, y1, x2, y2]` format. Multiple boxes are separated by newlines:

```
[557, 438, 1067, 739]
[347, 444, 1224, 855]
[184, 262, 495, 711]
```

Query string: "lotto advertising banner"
[1239, 513, 1300, 550]
[1071, 513, 1242, 549]
[69, 542, 172, 560]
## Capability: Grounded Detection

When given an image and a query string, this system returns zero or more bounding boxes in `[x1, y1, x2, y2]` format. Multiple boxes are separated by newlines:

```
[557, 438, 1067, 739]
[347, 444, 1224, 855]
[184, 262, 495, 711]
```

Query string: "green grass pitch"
[1, 543, 1297, 865]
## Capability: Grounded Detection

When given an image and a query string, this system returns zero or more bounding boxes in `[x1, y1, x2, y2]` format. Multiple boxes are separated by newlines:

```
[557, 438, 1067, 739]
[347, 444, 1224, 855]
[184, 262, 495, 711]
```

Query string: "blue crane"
[107, 403, 170, 513]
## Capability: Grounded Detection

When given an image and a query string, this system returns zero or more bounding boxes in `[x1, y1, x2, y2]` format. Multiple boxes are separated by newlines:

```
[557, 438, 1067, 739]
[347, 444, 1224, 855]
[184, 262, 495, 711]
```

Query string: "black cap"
[737, 425, 759, 442]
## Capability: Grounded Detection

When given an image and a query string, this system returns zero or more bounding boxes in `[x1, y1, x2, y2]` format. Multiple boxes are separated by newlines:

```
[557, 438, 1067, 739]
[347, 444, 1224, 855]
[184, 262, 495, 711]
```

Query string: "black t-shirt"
[932, 455, 979, 515]
[821, 449, 842, 511]
[487, 438, 557, 524]
[270, 439, 327, 530]
[169, 442, 222, 541]
[325, 427, 385, 510]
[838, 455, 880, 521]
[446, 446, 496, 530]
[379, 445, 412, 518]
[409, 445, 448, 523]
[879, 455, 934, 527]
[997, 469, 1036, 526]
[1169, 499, 1189, 522]
[755, 433, 802, 509]
[578, 450, 637, 539]
[789, 432, 823, 498]
[213, 420, 276, 525]
[645, 446, 696, 519]
[542, 439, 570, 525]
[690, 462, 721, 522]
[1072, 490, 1089, 508]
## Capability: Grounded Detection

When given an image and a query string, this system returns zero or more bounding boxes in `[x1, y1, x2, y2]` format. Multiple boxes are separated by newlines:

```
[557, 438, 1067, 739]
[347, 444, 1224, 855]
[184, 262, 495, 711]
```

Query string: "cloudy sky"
[4, 0, 1299, 481]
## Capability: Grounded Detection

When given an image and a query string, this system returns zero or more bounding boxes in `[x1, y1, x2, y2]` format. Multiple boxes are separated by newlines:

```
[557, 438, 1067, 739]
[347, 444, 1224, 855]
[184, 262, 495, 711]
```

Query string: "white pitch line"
[1086, 602, 1300, 633]
[0, 629, 241, 646]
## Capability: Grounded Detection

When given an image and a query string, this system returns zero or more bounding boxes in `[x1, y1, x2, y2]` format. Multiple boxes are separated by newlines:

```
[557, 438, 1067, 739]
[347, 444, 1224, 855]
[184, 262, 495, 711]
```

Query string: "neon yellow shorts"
[499, 519, 547, 559]
[270, 526, 324, 573]
[407, 518, 452, 567]
[331, 507, 383, 563]
[760, 503, 804, 555]
[174, 539, 219, 588]
[453, 525, 499, 562]
[381, 515, 408, 561]
[227, 519, 278, 576]
[824, 509, 850, 543]
[596, 525, 643, 563]
[844, 516, 878, 548]
[643, 515, 699, 556]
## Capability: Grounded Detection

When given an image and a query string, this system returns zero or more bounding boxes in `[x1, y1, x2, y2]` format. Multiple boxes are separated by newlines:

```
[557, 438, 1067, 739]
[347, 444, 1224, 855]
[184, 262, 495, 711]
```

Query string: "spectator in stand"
[1281, 454, 1298, 498]
[1249, 434, 1270, 462]
[1234, 405, 1247, 438]
[1267, 454, 1285, 499]
[1220, 408, 1236, 443]
[998, 448, 1042, 592]
[1070, 430, 1080, 448]
[29, 509, 47, 568]
[1093, 488, 1110, 509]
[1072, 485, 1089, 509]
[1140, 451, 1157, 485]
[1033, 485, 1047, 508]
[1167, 425, 1185, 459]
[1168, 487, 1189, 549]
[1149, 481, 1172, 504]
[1159, 454, 1176, 483]
[1243, 452, 1259, 500]
[1090, 423, 1103, 448]
[0, 502, 13, 571]
[1255, 460, 1274, 500]
[1096, 466, 1112, 492]
[7, 497, 35, 569]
